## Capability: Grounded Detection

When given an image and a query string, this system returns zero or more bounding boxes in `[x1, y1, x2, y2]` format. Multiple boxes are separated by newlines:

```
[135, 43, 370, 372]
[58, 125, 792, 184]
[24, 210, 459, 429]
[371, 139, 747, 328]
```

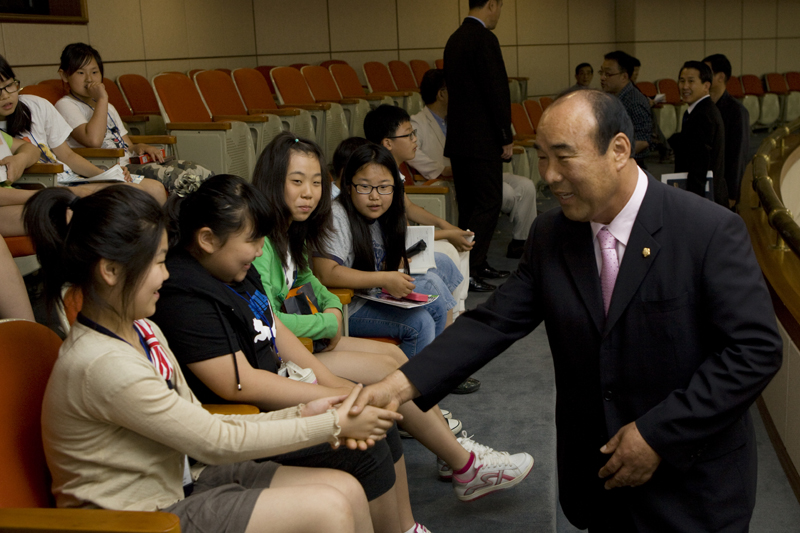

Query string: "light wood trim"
[167, 122, 232, 131]
[213, 115, 269, 123]
[329, 288, 353, 305]
[299, 337, 314, 353]
[203, 404, 260, 415]
[73, 148, 125, 158]
[279, 103, 331, 111]
[121, 115, 150, 123]
[405, 185, 449, 194]
[24, 164, 64, 174]
[249, 108, 300, 116]
[372, 91, 412, 98]
[128, 135, 176, 145]
[0, 508, 180, 532]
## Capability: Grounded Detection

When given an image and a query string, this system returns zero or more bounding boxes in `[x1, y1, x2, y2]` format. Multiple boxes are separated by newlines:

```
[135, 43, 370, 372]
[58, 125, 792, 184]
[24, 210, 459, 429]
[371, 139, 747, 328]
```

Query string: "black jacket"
[443, 17, 512, 160]
[716, 90, 750, 202]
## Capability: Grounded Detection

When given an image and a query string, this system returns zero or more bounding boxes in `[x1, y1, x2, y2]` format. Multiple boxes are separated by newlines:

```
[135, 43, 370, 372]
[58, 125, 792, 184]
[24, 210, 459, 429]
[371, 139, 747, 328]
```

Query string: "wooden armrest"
[360, 94, 385, 101]
[329, 288, 353, 306]
[0, 508, 181, 533]
[4, 235, 35, 257]
[279, 103, 332, 111]
[372, 91, 412, 98]
[339, 98, 361, 105]
[213, 115, 269, 123]
[512, 145, 525, 154]
[121, 114, 151, 123]
[167, 122, 232, 131]
[24, 163, 64, 174]
[73, 148, 125, 158]
[406, 185, 449, 194]
[299, 337, 314, 353]
[422, 178, 452, 187]
[514, 139, 536, 148]
[250, 108, 301, 116]
[203, 404, 260, 415]
[508, 76, 529, 81]
[128, 135, 177, 145]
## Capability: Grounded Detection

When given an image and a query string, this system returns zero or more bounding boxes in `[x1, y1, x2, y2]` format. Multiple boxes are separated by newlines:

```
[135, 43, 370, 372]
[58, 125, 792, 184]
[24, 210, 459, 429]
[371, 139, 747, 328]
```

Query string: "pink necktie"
[598, 227, 618, 316]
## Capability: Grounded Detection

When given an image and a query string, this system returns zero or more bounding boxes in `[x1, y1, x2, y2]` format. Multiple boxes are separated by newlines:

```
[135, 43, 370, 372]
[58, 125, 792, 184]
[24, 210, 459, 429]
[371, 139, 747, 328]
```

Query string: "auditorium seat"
[539, 96, 554, 110]
[508, 79, 522, 104]
[231, 68, 316, 141]
[435, 59, 444, 69]
[188, 68, 203, 79]
[511, 103, 535, 140]
[409, 59, 431, 87]
[152, 72, 256, 178]
[38, 79, 67, 99]
[19, 83, 62, 105]
[741, 74, 779, 127]
[320, 60, 348, 69]
[301, 65, 368, 137]
[118, 74, 162, 115]
[509, 103, 537, 182]
[656, 78, 688, 133]
[523, 99, 543, 132]
[271, 66, 348, 159]
[388, 60, 419, 91]
[255, 65, 278, 93]
[764, 73, 800, 122]
[362, 61, 423, 114]
[785, 72, 800, 92]
[328, 63, 395, 107]
[727, 75, 759, 128]
[216, 68, 232, 77]
[290, 63, 310, 71]
[194, 69, 282, 154]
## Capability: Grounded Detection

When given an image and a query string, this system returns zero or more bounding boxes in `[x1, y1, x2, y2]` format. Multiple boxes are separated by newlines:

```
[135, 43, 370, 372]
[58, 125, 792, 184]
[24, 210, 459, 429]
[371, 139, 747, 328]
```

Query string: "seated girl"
[0, 232, 34, 320]
[0, 126, 45, 235]
[151, 174, 433, 532]
[54, 43, 212, 194]
[313, 143, 458, 357]
[251, 132, 532, 495]
[0, 56, 166, 204]
[26, 184, 397, 533]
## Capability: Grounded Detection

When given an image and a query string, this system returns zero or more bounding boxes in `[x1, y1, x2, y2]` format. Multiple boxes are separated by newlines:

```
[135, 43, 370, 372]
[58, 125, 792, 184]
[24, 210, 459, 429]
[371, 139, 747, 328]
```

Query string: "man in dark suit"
[704, 53, 751, 208]
[351, 89, 782, 532]
[669, 61, 728, 206]
[444, 0, 513, 290]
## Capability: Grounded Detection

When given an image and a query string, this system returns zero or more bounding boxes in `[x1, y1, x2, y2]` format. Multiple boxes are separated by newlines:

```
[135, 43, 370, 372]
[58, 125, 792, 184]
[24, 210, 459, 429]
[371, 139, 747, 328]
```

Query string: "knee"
[387, 344, 408, 365]
[326, 470, 368, 510]
[311, 485, 357, 529]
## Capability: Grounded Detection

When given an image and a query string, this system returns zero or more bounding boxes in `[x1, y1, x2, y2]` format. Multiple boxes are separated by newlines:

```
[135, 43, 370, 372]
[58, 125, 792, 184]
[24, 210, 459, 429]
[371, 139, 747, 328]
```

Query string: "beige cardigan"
[42, 320, 340, 511]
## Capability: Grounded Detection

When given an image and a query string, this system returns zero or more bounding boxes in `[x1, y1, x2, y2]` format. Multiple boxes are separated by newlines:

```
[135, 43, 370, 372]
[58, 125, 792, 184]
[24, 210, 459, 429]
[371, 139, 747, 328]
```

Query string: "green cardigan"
[253, 238, 343, 340]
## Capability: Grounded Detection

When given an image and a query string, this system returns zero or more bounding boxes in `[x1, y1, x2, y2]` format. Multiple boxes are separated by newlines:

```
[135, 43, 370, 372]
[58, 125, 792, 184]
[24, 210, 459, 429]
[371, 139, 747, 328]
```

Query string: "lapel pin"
[642, 248, 651, 258]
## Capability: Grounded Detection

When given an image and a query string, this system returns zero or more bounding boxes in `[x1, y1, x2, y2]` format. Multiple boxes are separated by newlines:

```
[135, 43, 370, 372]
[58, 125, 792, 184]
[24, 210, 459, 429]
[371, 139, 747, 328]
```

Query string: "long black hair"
[23, 186, 166, 318]
[336, 143, 408, 273]
[166, 174, 271, 250]
[251, 131, 331, 271]
[0, 55, 32, 137]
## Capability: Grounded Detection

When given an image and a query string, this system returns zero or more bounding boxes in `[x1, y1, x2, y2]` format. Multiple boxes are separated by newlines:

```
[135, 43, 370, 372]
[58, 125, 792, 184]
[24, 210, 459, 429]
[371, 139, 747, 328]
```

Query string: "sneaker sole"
[456, 457, 535, 502]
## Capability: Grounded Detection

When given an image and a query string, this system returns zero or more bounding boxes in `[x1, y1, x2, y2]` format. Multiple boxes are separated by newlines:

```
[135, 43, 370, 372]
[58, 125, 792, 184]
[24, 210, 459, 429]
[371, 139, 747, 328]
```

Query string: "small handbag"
[278, 359, 317, 384]
[282, 284, 330, 353]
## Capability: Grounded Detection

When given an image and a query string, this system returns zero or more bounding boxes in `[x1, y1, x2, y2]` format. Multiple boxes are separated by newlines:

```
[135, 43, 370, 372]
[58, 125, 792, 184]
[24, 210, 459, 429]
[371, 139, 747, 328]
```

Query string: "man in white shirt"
[410, 69, 537, 260]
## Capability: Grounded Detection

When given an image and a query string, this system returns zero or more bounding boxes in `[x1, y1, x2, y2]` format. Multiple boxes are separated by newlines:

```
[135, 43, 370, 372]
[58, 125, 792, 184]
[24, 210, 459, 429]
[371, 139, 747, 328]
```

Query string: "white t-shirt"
[0, 95, 78, 182]
[55, 96, 131, 165]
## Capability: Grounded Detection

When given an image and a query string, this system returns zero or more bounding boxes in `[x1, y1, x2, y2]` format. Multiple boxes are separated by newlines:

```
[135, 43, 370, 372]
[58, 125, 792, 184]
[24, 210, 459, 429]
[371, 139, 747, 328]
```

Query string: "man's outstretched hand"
[349, 370, 419, 416]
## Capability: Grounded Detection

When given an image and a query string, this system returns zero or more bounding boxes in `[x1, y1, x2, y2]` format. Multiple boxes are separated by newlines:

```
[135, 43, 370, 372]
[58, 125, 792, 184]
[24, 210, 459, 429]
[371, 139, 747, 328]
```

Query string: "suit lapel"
[561, 220, 605, 333]
[603, 176, 664, 336]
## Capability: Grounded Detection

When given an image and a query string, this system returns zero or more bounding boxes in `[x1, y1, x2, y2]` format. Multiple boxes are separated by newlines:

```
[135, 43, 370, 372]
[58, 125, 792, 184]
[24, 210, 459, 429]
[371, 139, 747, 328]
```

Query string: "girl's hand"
[440, 228, 475, 252]
[337, 385, 402, 447]
[381, 272, 415, 298]
[320, 308, 343, 352]
[86, 80, 108, 103]
[300, 393, 349, 417]
[122, 166, 133, 183]
[139, 143, 165, 163]
[0, 154, 26, 182]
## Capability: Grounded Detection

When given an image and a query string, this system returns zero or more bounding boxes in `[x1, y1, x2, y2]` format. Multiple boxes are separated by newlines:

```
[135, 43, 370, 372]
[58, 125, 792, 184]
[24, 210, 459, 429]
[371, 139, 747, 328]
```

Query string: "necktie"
[598, 227, 619, 316]
[682, 110, 690, 129]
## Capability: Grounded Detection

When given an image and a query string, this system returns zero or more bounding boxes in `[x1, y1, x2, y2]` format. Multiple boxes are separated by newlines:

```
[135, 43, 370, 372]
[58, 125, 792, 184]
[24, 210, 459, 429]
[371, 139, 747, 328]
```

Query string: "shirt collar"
[590, 166, 649, 245]
[687, 94, 710, 114]
[466, 15, 486, 27]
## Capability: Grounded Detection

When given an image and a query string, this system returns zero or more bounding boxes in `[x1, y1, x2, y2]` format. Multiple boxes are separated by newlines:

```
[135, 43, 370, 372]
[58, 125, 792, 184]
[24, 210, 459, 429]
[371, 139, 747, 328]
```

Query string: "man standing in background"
[444, 0, 513, 288]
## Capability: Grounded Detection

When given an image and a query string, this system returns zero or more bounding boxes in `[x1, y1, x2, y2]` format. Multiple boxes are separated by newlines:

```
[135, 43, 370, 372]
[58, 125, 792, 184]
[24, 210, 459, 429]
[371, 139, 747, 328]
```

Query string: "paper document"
[405, 225, 436, 275]
[359, 291, 438, 309]
[59, 164, 138, 184]
[661, 171, 714, 199]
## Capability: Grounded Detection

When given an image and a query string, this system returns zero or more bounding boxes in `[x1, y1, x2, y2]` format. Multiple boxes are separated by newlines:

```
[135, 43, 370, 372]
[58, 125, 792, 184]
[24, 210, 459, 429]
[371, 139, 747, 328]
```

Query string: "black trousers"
[451, 156, 503, 271]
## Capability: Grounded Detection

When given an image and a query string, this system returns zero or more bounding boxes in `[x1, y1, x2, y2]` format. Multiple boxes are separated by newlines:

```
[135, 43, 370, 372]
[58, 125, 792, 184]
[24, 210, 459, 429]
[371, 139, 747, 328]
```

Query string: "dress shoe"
[469, 276, 496, 292]
[451, 376, 481, 394]
[506, 239, 525, 259]
[475, 264, 510, 279]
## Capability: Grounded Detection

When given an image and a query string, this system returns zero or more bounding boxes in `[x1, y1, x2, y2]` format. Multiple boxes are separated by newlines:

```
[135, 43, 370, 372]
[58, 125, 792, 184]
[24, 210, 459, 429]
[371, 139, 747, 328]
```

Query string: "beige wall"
[2, 0, 799, 97]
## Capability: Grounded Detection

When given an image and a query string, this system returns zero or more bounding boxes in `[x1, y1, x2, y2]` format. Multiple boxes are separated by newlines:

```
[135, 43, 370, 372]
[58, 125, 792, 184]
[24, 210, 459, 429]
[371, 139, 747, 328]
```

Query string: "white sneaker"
[452, 449, 534, 502]
[440, 408, 452, 419]
[438, 432, 523, 481]
[411, 523, 432, 533]
[400, 417, 461, 439]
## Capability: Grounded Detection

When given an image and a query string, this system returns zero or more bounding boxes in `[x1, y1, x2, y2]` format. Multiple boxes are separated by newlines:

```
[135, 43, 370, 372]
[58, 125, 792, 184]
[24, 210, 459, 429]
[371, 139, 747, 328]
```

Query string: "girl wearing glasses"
[54, 43, 213, 193]
[314, 143, 454, 358]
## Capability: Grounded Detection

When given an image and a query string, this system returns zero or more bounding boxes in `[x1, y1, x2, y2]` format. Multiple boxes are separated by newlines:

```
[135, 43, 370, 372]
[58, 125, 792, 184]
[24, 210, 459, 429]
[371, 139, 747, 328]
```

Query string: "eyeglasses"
[353, 184, 395, 195]
[388, 129, 417, 140]
[0, 80, 20, 95]
[598, 70, 622, 79]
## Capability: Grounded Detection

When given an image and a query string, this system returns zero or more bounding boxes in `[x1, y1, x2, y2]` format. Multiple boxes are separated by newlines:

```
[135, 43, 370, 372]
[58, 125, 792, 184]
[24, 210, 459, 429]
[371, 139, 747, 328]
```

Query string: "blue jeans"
[349, 299, 436, 357]
[412, 252, 463, 336]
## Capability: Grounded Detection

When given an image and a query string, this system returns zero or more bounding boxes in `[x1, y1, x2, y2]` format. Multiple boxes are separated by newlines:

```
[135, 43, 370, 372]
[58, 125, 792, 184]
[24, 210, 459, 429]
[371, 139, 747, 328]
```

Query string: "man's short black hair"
[702, 53, 732, 82]
[469, 0, 491, 8]
[363, 104, 411, 144]
[575, 62, 593, 76]
[420, 69, 446, 105]
[603, 51, 635, 78]
[553, 88, 634, 159]
[630, 56, 641, 68]
[680, 60, 713, 85]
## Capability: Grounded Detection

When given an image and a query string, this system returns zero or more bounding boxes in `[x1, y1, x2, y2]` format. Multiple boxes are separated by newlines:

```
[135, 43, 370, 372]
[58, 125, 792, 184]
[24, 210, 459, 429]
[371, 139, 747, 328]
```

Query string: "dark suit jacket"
[717, 90, 750, 202]
[670, 97, 727, 205]
[443, 17, 512, 161]
[401, 176, 781, 531]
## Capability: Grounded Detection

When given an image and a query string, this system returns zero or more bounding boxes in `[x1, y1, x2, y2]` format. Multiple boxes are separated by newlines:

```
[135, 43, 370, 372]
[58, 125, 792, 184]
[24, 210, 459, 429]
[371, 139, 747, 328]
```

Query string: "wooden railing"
[741, 118, 800, 505]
